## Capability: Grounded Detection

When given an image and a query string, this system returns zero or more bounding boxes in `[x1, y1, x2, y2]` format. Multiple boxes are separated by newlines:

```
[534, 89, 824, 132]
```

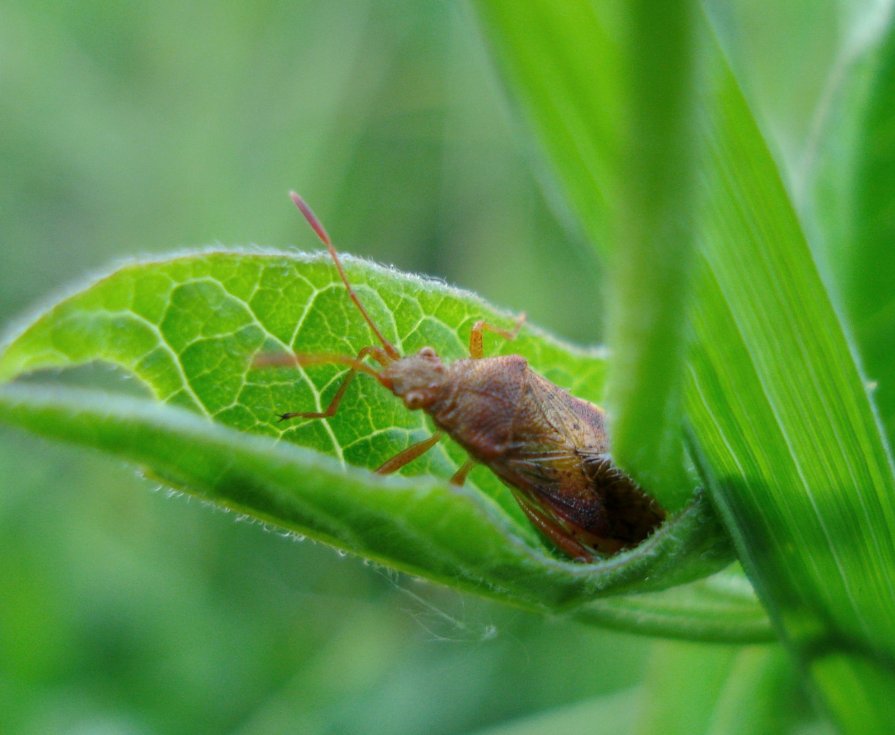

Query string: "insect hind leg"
[468, 313, 526, 359]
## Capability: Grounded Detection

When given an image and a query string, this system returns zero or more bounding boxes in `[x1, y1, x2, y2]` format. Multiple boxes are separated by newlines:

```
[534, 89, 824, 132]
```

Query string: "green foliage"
[832, 19, 895, 446]
[4, 0, 895, 732]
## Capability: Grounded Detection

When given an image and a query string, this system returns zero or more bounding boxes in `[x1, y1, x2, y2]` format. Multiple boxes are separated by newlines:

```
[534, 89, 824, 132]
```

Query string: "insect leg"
[468, 313, 526, 359]
[277, 345, 383, 422]
[450, 458, 476, 486]
[376, 432, 443, 474]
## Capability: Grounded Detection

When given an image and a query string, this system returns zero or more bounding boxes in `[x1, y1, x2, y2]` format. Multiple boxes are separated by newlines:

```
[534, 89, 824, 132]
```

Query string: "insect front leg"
[277, 345, 384, 422]
[468, 313, 526, 359]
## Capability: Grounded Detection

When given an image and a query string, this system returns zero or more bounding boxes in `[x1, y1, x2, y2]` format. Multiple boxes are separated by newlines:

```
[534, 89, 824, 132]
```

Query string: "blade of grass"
[827, 20, 895, 446]
[606, 0, 697, 507]
[687, 56, 895, 729]
[471, 1, 623, 255]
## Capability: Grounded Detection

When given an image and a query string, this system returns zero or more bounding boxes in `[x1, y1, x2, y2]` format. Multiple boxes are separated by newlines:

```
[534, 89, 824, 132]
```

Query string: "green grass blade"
[832, 22, 895, 445]
[606, 0, 697, 506]
[687, 54, 895, 733]
[471, 2, 623, 254]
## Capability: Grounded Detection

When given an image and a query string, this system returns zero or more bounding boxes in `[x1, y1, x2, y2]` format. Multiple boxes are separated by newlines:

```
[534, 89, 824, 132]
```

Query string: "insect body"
[262, 193, 665, 560]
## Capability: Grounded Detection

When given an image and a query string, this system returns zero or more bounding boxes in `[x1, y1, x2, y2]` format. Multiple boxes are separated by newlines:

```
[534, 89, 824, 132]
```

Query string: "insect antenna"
[290, 192, 400, 362]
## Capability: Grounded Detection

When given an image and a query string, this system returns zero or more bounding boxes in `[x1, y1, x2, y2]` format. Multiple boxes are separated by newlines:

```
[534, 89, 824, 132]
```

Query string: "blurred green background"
[0, 0, 850, 732]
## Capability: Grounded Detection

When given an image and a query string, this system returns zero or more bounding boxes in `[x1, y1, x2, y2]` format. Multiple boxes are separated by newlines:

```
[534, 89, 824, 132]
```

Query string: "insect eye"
[405, 391, 425, 408]
[419, 347, 437, 359]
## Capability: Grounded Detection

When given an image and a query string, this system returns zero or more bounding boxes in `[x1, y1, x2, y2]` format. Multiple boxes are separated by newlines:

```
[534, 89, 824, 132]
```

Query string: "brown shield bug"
[256, 193, 665, 560]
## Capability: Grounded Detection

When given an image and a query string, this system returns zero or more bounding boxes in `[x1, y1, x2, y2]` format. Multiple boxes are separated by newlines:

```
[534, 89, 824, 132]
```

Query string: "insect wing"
[492, 371, 662, 555]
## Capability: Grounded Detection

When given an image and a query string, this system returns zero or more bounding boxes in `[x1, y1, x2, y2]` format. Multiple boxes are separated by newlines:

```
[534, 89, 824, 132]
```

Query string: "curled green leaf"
[0, 250, 751, 639]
